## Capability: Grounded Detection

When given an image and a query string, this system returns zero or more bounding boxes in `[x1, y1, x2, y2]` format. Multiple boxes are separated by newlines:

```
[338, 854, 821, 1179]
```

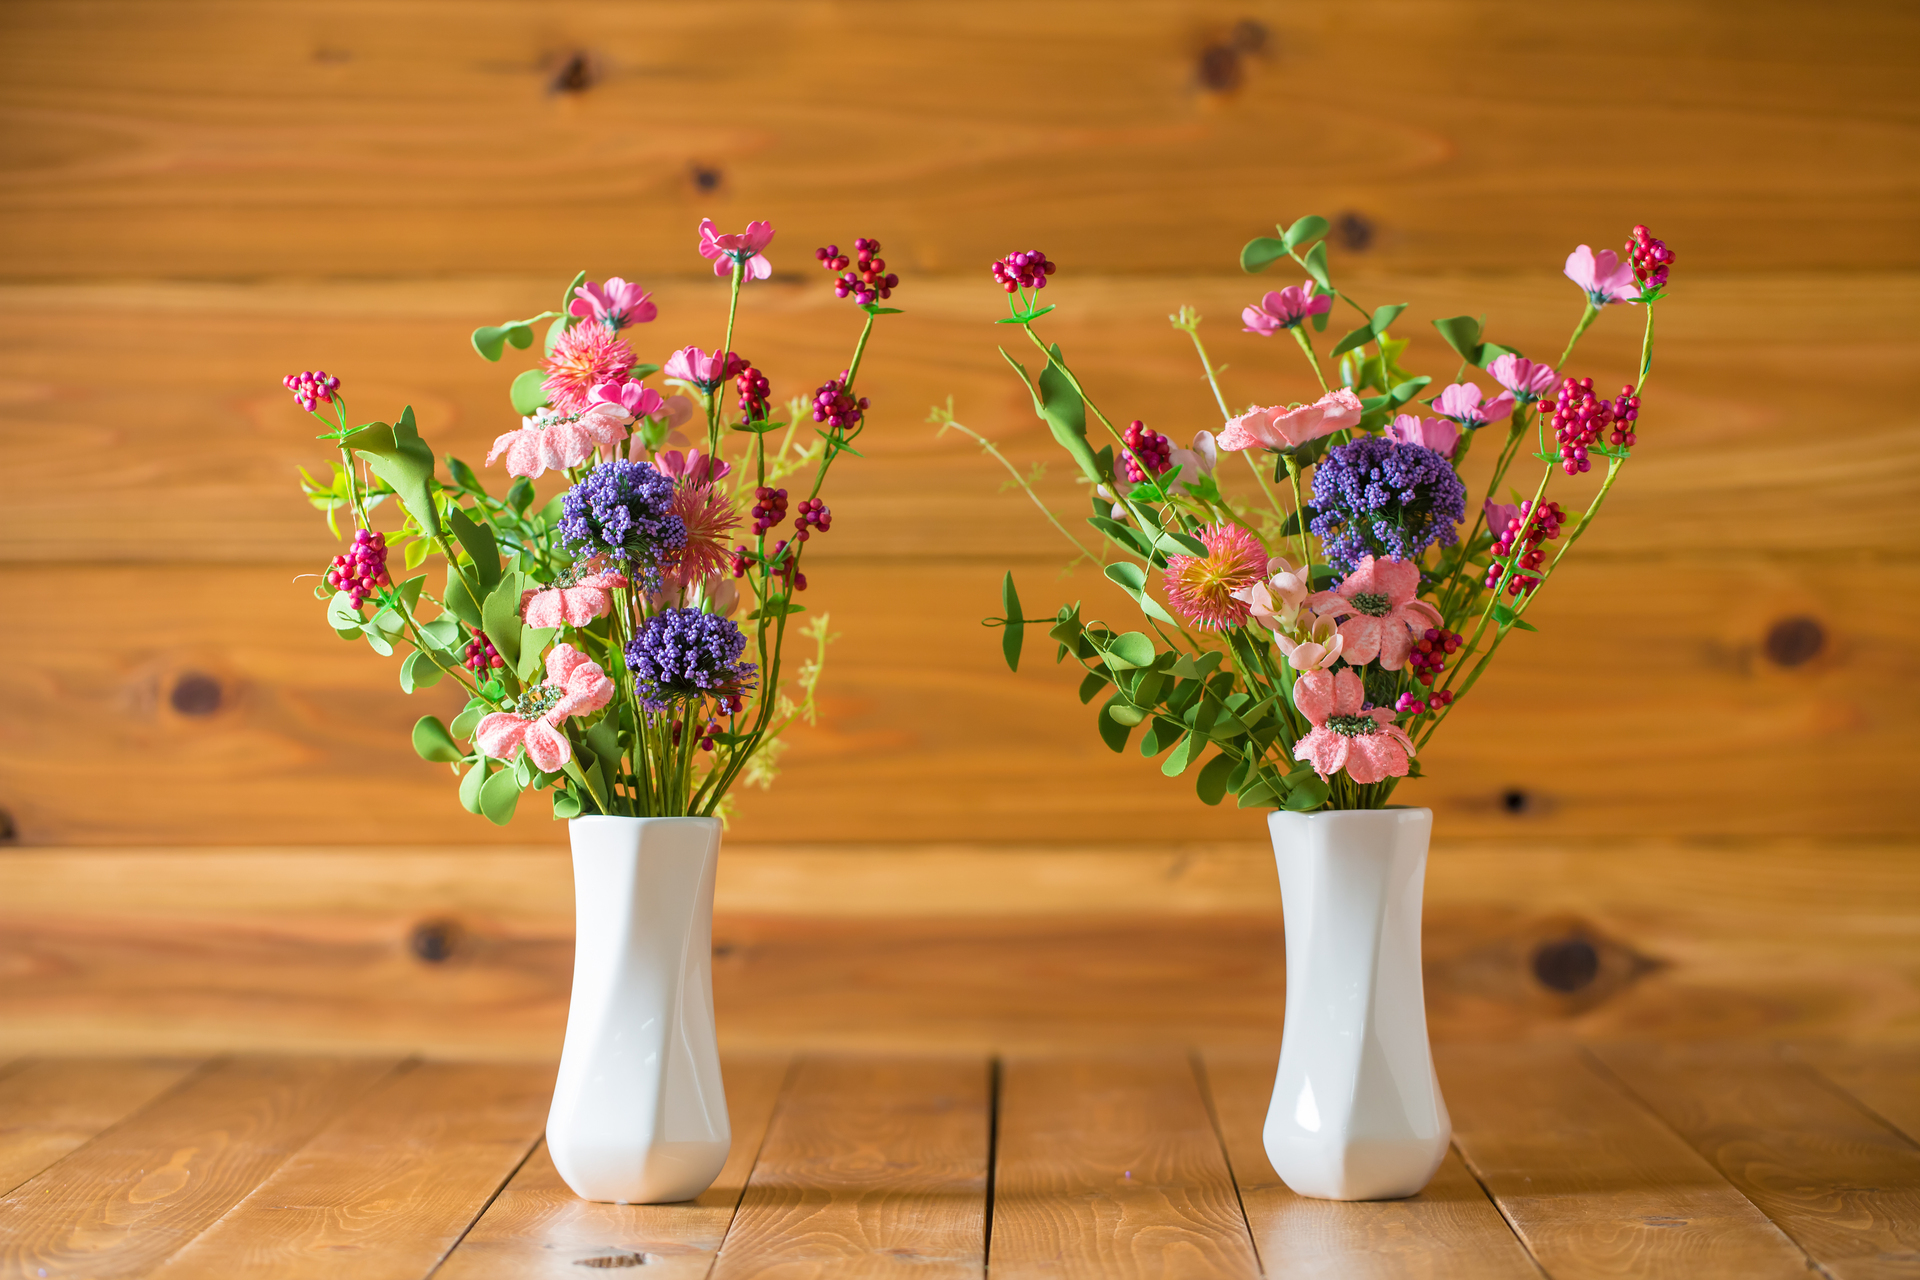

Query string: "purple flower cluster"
[624, 607, 758, 710]
[1308, 436, 1466, 575]
[558, 460, 687, 584]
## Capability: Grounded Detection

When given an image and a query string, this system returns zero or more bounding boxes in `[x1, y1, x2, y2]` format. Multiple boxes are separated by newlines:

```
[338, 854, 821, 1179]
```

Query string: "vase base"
[550, 1136, 731, 1205]
[1265, 1133, 1450, 1202]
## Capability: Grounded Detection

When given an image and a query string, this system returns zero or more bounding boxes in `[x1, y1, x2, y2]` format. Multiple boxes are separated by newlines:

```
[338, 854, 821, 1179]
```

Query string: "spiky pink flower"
[1163, 523, 1268, 629]
[1564, 245, 1641, 308]
[1218, 389, 1364, 453]
[698, 218, 775, 280]
[668, 484, 742, 588]
[1292, 667, 1417, 785]
[1487, 353, 1559, 403]
[486, 404, 629, 479]
[1307, 556, 1442, 670]
[569, 277, 657, 331]
[1385, 413, 1460, 457]
[474, 645, 614, 772]
[1432, 382, 1516, 429]
[1241, 282, 1333, 335]
[543, 324, 636, 414]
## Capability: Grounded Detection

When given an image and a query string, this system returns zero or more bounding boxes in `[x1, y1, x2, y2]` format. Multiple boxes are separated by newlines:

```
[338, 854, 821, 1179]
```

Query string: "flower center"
[1327, 714, 1378, 738]
[510, 683, 562, 719]
[1349, 591, 1392, 617]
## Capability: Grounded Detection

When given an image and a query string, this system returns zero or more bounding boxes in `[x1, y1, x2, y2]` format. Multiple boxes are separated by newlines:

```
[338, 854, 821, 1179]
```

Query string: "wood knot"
[689, 163, 723, 194]
[1499, 788, 1538, 816]
[0, 808, 15, 842]
[575, 1254, 654, 1268]
[1196, 20, 1268, 92]
[409, 918, 462, 964]
[168, 672, 224, 718]
[1763, 615, 1825, 668]
[1531, 936, 1600, 992]
[1334, 211, 1375, 252]
[549, 51, 597, 95]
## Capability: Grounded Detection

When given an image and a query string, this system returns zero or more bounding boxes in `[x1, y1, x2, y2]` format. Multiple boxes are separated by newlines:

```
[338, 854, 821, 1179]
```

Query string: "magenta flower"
[1487, 353, 1558, 403]
[1217, 389, 1364, 453]
[569, 278, 657, 331]
[664, 345, 745, 393]
[1291, 667, 1418, 785]
[1307, 556, 1443, 670]
[474, 644, 615, 773]
[1241, 282, 1334, 335]
[698, 218, 775, 281]
[1432, 381, 1517, 429]
[655, 448, 731, 485]
[588, 379, 665, 421]
[1385, 413, 1460, 457]
[1564, 245, 1641, 308]
[523, 570, 627, 630]
[486, 403, 630, 479]
[1484, 498, 1521, 537]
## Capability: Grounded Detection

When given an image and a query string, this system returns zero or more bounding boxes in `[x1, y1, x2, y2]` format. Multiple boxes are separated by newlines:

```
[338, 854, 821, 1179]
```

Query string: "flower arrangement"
[290, 221, 900, 824]
[941, 219, 1672, 811]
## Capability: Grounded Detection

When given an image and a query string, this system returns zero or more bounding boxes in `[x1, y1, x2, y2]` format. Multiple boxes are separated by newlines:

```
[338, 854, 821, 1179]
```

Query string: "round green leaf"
[412, 715, 464, 763]
[479, 766, 522, 826]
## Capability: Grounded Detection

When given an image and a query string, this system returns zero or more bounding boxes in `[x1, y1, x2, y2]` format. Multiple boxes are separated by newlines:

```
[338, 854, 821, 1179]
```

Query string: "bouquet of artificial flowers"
[944, 220, 1672, 811]
[289, 221, 901, 824]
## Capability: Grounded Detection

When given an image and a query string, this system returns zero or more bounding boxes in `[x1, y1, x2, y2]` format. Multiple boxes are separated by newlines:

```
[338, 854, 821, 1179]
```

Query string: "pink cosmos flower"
[1163, 523, 1268, 629]
[543, 324, 637, 414]
[1432, 382, 1517, 429]
[698, 218, 775, 280]
[1167, 430, 1217, 487]
[1564, 245, 1641, 308]
[588, 379, 665, 421]
[1273, 616, 1346, 673]
[1292, 667, 1417, 785]
[1242, 282, 1334, 335]
[486, 403, 629, 479]
[1217, 389, 1365, 453]
[1385, 413, 1460, 457]
[570, 277, 657, 331]
[1307, 556, 1443, 670]
[663, 345, 742, 392]
[523, 570, 627, 631]
[1487, 353, 1559, 402]
[1484, 498, 1521, 536]
[1234, 556, 1313, 635]
[474, 644, 614, 773]
[654, 448, 731, 485]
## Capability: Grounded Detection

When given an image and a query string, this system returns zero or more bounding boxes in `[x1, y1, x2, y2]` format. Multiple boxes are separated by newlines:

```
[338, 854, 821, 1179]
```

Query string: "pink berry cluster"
[464, 628, 504, 673]
[326, 529, 390, 607]
[1407, 627, 1462, 687]
[1486, 499, 1567, 596]
[817, 239, 899, 304]
[736, 363, 771, 421]
[1627, 224, 1674, 290]
[283, 369, 340, 412]
[1396, 688, 1454, 717]
[793, 497, 832, 542]
[811, 373, 868, 430]
[1609, 385, 1640, 446]
[750, 486, 789, 535]
[768, 539, 808, 592]
[1544, 376, 1619, 475]
[990, 250, 1056, 293]
[1121, 420, 1173, 484]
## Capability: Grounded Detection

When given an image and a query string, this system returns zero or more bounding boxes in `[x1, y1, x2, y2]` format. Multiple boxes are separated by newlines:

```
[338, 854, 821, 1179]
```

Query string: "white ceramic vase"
[547, 815, 731, 1204]
[1263, 807, 1450, 1200]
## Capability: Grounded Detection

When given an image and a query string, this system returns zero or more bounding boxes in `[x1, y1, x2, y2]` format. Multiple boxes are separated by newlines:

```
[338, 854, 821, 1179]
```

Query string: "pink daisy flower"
[1385, 413, 1460, 457]
[474, 644, 614, 773]
[1432, 382, 1517, 429]
[588, 379, 664, 421]
[1564, 245, 1641, 308]
[1241, 281, 1333, 335]
[1163, 523, 1268, 629]
[1488, 353, 1559, 403]
[698, 218, 776, 280]
[1307, 556, 1443, 670]
[1217, 389, 1364, 453]
[1291, 667, 1417, 785]
[486, 403, 629, 479]
[542, 324, 637, 414]
[522, 570, 627, 631]
[569, 277, 657, 331]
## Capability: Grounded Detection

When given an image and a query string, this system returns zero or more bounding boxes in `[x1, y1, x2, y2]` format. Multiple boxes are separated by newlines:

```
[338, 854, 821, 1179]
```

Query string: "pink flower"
[1291, 668, 1417, 785]
[1385, 413, 1460, 457]
[1273, 616, 1345, 674]
[655, 448, 731, 485]
[1564, 245, 1641, 308]
[698, 218, 775, 281]
[1167, 430, 1218, 487]
[1163, 524, 1268, 629]
[474, 644, 614, 773]
[663, 345, 743, 392]
[1488, 353, 1559, 403]
[588, 380, 665, 420]
[1432, 382, 1517, 429]
[1234, 556, 1313, 634]
[667, 483, 741, 588]
[486, 403, 629, 478]
[1217, 389, 1365, 453]
[523, 570, 627, 630]
[569, 277, 657, 331]
[1242, 282, 1333, 335]
[543, 324, 636, 414]
[1484, 498, 1521, 536]
[1307, 556, 1443, 670]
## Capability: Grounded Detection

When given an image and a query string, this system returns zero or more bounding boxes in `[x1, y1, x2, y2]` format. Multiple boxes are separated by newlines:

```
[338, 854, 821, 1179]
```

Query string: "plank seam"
[983, 1055, 1001, 1271]
[0, 1054, 226, 1200]
[704, 1052, 803, 1279]
[1187, 1050, 1265, 1278]
[424, 1127, 546, 1279]
[1781, 1045, 1920, 1153]
[1444, 1138, 1552, 1280]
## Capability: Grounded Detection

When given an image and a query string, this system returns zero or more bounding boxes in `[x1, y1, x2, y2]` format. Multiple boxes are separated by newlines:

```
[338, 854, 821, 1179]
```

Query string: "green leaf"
[1371, 303, 1407, 335]
[418, 617, 462, 652]
[1492, 603, 1516, 625]
[363, 627, 394, 657]
[450, 702, 485, 740]
[860, 304, 905, 315]
[1239, 235, 1289, 273]
[1196, 751, 1236, 805]
[1108, 703, 1147, 727]
[1004, 345, 1104, 486]
[479, 766, 521, 825]
[459, 759, 490, 813]
[1102, 631, 1156, 670]
[509, 368, 550, 415]
[482, 572, 524, 671]
[552, 788, 583, 820]
[400, 650, 445, 693]
[1088, 515, 1153, 559]
[1160, 732, 1198, 777]
[1170, 651, 1223, 680]
[1097, 698, 1134, 753]
[1330, 321, 1376, 358]
[411, 714, 464, 763]
[1302, 241, 1331, 291]
[1511, 617, 1538, 632]
[1431, 315, 1484, 364]
[1283, 774, 1331, 811]
[1102, 562, 1177, 625]
[998, 571, 1026, 672]
[1078, 670, 1110, 704]
[506, 477, 535, 515]
[516, 626, 557, 681]
[443, 566, 484, 628]
[471, 324, 526, 362]
[351, 407, 441, 537]
[446, 507, 502, 591]
[1236, 778, 1280, 809]
[1283, 215, 1330, 251]
[325, 591, 363, 634]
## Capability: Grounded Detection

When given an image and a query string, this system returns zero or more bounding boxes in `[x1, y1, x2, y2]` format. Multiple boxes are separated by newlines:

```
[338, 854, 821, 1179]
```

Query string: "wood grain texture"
[711, 1055, 989, 1279]
[990, 1053, 1260, 1279]
[0, 1056, 397, 1279]
[1438, 1042, 1813, 1279]
[1591, 1043, 1920, 1280]
[437, 1054, 790, 1280]
[0, 1059, 202, 1197]
[0, 2, 1912, 281]
[1199, 1051, 1535, 1279]
[1794, 1043, 1920, 1147]
[143, 1061, 549, 1280]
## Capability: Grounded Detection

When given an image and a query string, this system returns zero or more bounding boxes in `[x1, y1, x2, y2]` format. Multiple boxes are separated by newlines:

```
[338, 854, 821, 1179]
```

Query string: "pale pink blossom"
[523, 570, 627, 631]
[486, 403, 629, 478]
[1242, 282, 1334, 335]
[698, 218, 775, 280]
[663, 345, 739, 391]
[474, 644, 614, 772]
[569, 277, 657, 331]
[1564, 245, 1641, 307]
[1217, 389, 1365, 453]
[1273, 615, 1346, 673]
[1234, 556, 1313, 634]
[1167, 430, 1218, 486]
[588, 379, 665, 420]
[1291, 667, 1417, 785]
[654, 448, 732, 485]
[1385, 413, 1460, 457]
[1487, 353, 1559, 402]
[1484, 498, 1521, 536]
[1308, 556, 1443, 670]
[1433, 382, 1517, 429]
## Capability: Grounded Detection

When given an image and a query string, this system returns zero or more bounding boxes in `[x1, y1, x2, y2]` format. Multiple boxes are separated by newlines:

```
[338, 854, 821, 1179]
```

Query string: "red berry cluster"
[1486, 499, 1567, 596]
[1395, 688, 1454, 717]
[730, 544, 753, 578]
[464, 627, 504, 673]
[283, 369, 340, 412]
[811, 372, 868, 430]
[750, 486, 789, 535]
[1627, 225, 1674, 290]
[1407, 628, 1462, 687]
[793, 497, 832, 542]
[1121, 420, 1173, 484]
[1610, 384, 1640, 446]
[326, 529, 389, 608]
[768, 539, 808, 592]
[991, 250, 1055, 293]
[818, 239, 899, 305]
[1544, 376, 1619, 475]
[736, 364, 771, 421]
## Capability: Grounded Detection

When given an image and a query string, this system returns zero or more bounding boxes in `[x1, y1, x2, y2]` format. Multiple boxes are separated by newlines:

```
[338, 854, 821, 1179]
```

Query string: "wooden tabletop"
[2, 1045, 1917, 1278]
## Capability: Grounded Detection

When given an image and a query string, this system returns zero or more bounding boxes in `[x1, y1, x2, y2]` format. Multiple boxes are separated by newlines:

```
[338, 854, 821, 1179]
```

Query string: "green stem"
[1291, 327, 1329, 392]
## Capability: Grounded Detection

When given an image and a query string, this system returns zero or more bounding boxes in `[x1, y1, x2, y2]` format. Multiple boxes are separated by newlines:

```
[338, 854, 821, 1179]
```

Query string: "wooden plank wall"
[1, 0, 1916, 1051]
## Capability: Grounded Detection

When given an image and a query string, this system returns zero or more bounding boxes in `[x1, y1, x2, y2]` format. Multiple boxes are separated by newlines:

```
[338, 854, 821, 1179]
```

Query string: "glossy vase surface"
[1264, 807, 1449, 1200]
[547, 815, 730, 1204]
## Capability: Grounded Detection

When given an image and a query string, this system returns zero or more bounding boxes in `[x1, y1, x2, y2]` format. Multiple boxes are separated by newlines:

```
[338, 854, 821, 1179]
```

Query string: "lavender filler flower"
[558, 460, 687, 587]
[625, 608, 758, 710]
[1308, 436, 1466, 575]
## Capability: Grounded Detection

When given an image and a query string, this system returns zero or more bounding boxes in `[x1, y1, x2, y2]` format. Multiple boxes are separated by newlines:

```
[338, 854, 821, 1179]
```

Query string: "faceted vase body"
[547, 815, 730, 1204]
[1264, 807, 1450, 1200]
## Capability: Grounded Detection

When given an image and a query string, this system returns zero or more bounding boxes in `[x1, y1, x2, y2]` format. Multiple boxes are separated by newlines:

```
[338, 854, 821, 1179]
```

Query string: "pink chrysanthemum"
[1162, 523, 1268, 629]
[668, 483, 742, 588]
[543, 324, 637, 414]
